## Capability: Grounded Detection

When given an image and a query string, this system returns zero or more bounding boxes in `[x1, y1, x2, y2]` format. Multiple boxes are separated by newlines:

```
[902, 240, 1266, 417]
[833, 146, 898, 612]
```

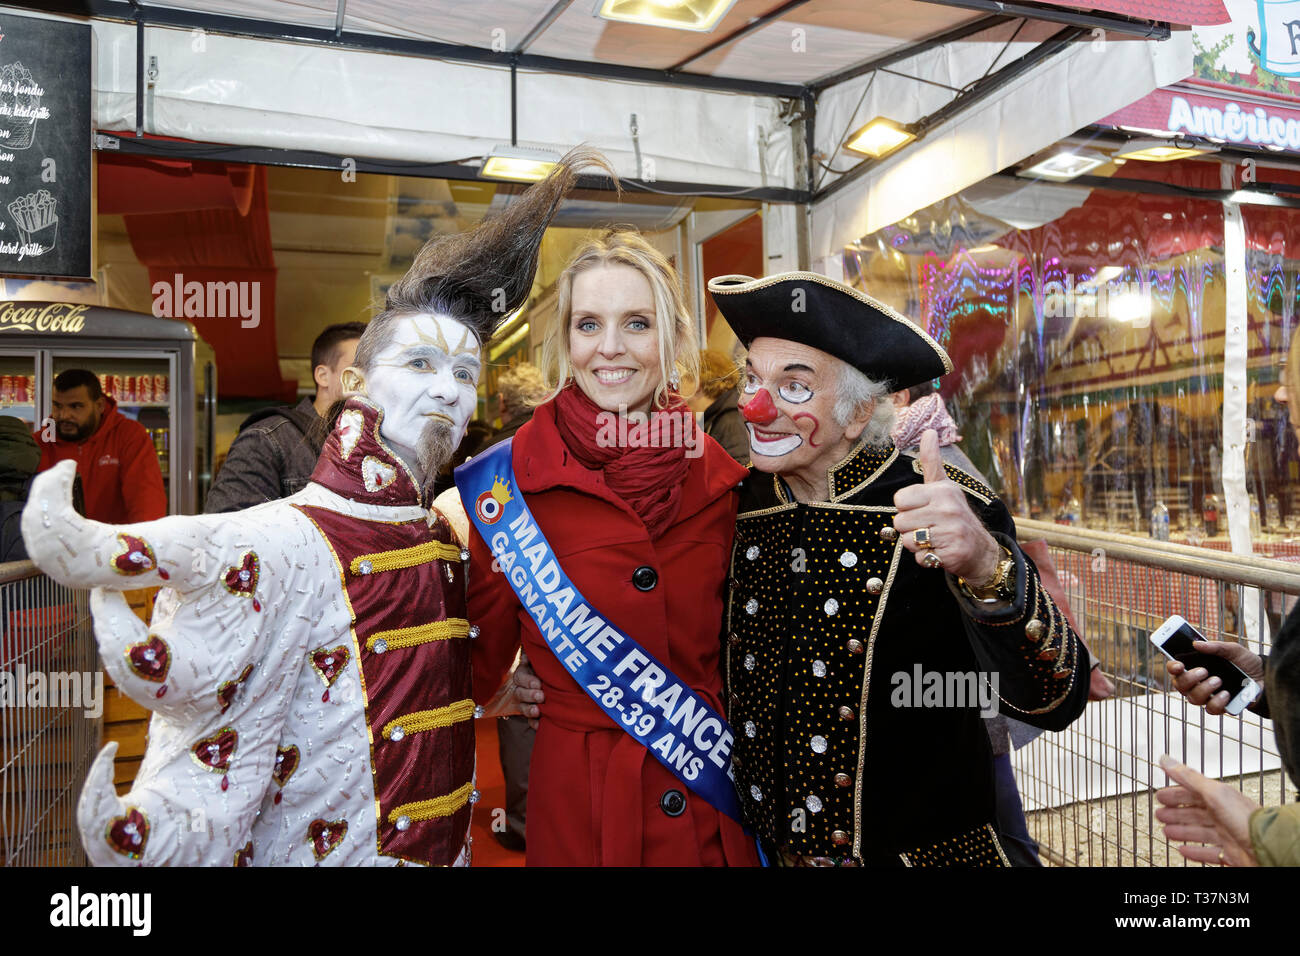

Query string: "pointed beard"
[417, 418, 455, 497]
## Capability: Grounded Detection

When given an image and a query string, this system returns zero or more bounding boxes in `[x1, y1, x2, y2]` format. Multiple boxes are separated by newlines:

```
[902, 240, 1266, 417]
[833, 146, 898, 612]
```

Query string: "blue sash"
[457, 440, 744, 824]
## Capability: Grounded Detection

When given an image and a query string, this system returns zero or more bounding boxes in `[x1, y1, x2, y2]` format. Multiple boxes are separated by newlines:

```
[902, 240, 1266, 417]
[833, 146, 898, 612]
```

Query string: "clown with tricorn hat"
[708, 271, 1088, 866]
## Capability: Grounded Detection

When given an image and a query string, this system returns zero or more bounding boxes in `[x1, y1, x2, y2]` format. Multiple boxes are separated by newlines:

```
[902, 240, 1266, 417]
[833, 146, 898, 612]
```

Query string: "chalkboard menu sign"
[0, 13, 91, 279]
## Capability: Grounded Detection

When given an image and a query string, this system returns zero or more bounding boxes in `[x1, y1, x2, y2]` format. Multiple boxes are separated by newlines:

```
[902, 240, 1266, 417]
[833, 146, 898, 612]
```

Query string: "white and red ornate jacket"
[23, 397, 477, 866]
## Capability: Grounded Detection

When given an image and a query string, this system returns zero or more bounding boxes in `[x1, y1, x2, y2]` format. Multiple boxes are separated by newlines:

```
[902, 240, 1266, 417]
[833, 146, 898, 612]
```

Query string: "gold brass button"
[838, 705, 855, 720]
[846, 639, 864, 655]
[832, 830, 851, 846]
[1025, 619, 1046, 642]
[834, 772, 852, 788]
[879, 526, 898, 543]
[866, 577, 884, 595]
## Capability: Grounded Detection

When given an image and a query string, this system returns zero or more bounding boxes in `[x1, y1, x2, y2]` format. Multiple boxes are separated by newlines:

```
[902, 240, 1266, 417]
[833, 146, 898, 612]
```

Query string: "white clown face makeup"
[363, 313, 480, 466]
[742, 337, 872, 497]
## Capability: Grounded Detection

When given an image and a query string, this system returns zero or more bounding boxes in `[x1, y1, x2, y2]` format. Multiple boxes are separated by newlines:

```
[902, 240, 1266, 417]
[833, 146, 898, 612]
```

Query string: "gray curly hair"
[833, 362, 895, 446]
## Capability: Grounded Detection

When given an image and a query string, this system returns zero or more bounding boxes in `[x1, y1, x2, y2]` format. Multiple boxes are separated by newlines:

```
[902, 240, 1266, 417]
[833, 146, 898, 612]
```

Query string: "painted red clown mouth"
[747, 423, 804, 456]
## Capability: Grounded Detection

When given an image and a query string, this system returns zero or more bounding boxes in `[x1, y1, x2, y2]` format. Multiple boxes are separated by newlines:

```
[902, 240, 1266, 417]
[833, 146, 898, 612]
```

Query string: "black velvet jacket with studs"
[724, 438, 1088, 866]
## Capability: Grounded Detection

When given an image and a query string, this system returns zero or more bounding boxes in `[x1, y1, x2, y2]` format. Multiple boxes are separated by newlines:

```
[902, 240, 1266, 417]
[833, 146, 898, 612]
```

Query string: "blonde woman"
[457, 229, 757, 866]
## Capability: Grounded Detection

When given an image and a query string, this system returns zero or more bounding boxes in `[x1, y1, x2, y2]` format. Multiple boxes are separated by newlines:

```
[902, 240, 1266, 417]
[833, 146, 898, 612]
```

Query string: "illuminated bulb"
[844, 117, 915, 160]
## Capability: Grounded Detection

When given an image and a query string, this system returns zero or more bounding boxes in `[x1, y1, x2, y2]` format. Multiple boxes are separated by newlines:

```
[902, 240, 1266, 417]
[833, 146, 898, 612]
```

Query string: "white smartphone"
[1149, 615, 1262, 716]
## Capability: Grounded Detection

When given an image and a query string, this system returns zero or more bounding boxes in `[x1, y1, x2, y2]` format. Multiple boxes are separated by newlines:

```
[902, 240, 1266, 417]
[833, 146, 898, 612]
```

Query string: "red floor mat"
[470, 717, 525, 868]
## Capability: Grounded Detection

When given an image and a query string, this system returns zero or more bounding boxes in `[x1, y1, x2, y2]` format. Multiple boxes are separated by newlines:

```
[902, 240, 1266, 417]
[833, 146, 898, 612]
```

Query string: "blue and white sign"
[1249, 0, 1300, 77]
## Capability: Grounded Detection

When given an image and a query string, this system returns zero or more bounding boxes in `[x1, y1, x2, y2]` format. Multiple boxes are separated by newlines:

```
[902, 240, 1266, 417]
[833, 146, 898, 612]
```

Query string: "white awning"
[91, 20, 795, 191]
[810, 28, 1194, 266]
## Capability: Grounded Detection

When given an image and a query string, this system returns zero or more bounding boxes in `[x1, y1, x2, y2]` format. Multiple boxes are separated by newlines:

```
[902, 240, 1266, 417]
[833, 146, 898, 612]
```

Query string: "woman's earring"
[669, 368, 681, 390]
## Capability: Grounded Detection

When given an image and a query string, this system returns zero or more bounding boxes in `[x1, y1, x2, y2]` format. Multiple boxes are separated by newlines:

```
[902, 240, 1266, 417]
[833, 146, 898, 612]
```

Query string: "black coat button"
[632, 566, 658, 591]
[660, 789, 686, 817]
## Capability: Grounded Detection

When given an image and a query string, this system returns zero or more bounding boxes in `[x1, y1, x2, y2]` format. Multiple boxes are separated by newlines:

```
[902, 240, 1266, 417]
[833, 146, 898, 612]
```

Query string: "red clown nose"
[740, 388, 779, 426]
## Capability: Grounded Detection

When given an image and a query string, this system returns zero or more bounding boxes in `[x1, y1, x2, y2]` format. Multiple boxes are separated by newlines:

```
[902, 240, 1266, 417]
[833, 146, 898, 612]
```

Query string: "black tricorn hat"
[707, 271, 952, 391]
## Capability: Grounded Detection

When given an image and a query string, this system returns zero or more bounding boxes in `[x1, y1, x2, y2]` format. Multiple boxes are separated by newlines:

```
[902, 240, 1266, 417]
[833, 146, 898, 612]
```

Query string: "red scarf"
[554, 383, 693, 538]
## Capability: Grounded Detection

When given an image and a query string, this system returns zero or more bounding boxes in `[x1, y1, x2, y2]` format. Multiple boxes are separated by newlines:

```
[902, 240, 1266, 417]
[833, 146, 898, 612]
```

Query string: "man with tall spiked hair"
[708, 272, 1089, 866]
[22, 147, 611, 866]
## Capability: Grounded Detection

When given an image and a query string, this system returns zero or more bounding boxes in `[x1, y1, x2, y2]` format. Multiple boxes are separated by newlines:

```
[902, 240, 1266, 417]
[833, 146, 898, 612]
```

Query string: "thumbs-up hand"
[892, 429, 1001, 583]
[918, 429, 947, 485]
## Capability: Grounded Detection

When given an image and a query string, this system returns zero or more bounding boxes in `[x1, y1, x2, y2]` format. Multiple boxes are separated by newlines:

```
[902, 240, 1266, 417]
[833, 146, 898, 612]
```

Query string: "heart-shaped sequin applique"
[217, 664, 255, 715]
[223, 552, 261, 612]
[111, 533, 169, 580]
[271, 744, 299, 805]
[307, 818, 348, 861]
[337, 408, 365, 461]
[233, 841, 254, 866]
[309, 646, 350, 702]
[106, 807, 149, 860]
[125, 634, 171, 698]
[191, 727, 238, 790]
[361, 455, 396, 493]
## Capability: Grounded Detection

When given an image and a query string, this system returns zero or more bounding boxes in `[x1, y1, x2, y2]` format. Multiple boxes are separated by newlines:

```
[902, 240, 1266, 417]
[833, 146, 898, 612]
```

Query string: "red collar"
[309, 397, 427, 508]
[509, 397, 746, 526]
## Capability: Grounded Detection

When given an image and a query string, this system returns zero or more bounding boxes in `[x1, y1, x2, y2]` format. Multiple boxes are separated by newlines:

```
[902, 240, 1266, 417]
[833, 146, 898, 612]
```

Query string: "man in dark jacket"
[0, 415, 40, 561]
[205, 322, 364, 513]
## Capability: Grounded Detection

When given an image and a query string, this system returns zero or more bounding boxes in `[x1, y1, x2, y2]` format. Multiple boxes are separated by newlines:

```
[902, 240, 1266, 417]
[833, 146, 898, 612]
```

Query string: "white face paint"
[363, 313, 480, 464]
[745, 423, 803, 457]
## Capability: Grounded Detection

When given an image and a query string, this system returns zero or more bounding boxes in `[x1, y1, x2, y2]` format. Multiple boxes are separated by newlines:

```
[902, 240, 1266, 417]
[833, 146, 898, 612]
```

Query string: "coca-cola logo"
[0, 302, 88, 333]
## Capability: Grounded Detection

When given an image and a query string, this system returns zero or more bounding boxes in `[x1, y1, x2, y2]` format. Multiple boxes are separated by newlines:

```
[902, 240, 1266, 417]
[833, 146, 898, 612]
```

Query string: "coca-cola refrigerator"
[0, 302, 217, 514]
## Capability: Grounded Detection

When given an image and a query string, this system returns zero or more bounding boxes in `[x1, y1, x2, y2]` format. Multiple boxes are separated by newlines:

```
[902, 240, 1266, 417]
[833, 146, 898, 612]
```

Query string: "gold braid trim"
[365, 618, 470, 652]
[997, 579, 1081, 715]
[387, 783, 475, 824]
[382, 699, 476, 739]
[349, 541, 463, 576]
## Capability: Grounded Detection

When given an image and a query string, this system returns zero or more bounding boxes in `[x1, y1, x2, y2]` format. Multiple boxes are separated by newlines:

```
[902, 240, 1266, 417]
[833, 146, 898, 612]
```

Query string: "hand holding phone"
[1150, 615, 1263, 716]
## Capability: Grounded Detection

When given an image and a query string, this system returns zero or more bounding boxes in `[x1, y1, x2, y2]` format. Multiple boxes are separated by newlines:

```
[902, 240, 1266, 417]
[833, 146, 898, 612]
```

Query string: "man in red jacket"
[36, 369, 166, 523]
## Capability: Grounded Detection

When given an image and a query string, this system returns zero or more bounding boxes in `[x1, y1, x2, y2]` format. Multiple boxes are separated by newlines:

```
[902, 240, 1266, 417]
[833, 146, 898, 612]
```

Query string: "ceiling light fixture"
[844, 117, 916, 160]
[1017, 149, 1109, 182]
[480, 146, 560, 183]
[595, 0, 739, 32]
[1114, 138, 1215, 162]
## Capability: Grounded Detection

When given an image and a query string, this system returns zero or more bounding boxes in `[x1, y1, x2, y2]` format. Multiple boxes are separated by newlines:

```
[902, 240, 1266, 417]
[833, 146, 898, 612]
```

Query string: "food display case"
[0, 301, 216, 514]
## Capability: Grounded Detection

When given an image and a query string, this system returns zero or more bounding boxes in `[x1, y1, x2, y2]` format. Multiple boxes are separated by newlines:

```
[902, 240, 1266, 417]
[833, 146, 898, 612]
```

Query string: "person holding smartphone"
[1156, 336, 1300, 866]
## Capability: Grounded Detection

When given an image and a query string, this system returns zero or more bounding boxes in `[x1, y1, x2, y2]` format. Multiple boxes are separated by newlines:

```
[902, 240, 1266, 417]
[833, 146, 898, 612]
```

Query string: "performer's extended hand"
[1155, 755, 1259, 867]
[893, 429, 1001, 584]
[1165, 641, 1264, 716]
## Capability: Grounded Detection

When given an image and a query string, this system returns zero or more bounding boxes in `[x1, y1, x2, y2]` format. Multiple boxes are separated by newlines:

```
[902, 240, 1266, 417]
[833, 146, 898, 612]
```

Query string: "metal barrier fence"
[0, 560, 99, 867]
[1013, 519, 1296, 867]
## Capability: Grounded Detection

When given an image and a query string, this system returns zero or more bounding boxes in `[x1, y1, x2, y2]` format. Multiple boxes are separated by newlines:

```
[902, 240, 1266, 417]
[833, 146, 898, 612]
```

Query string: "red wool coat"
[467, 398, 758, 867]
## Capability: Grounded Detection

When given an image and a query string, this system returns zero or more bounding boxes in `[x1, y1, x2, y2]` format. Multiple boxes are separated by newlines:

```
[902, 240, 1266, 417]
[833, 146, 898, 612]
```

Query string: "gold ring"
[922, 551, 943, 570]
[913, 527, 934, 549]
